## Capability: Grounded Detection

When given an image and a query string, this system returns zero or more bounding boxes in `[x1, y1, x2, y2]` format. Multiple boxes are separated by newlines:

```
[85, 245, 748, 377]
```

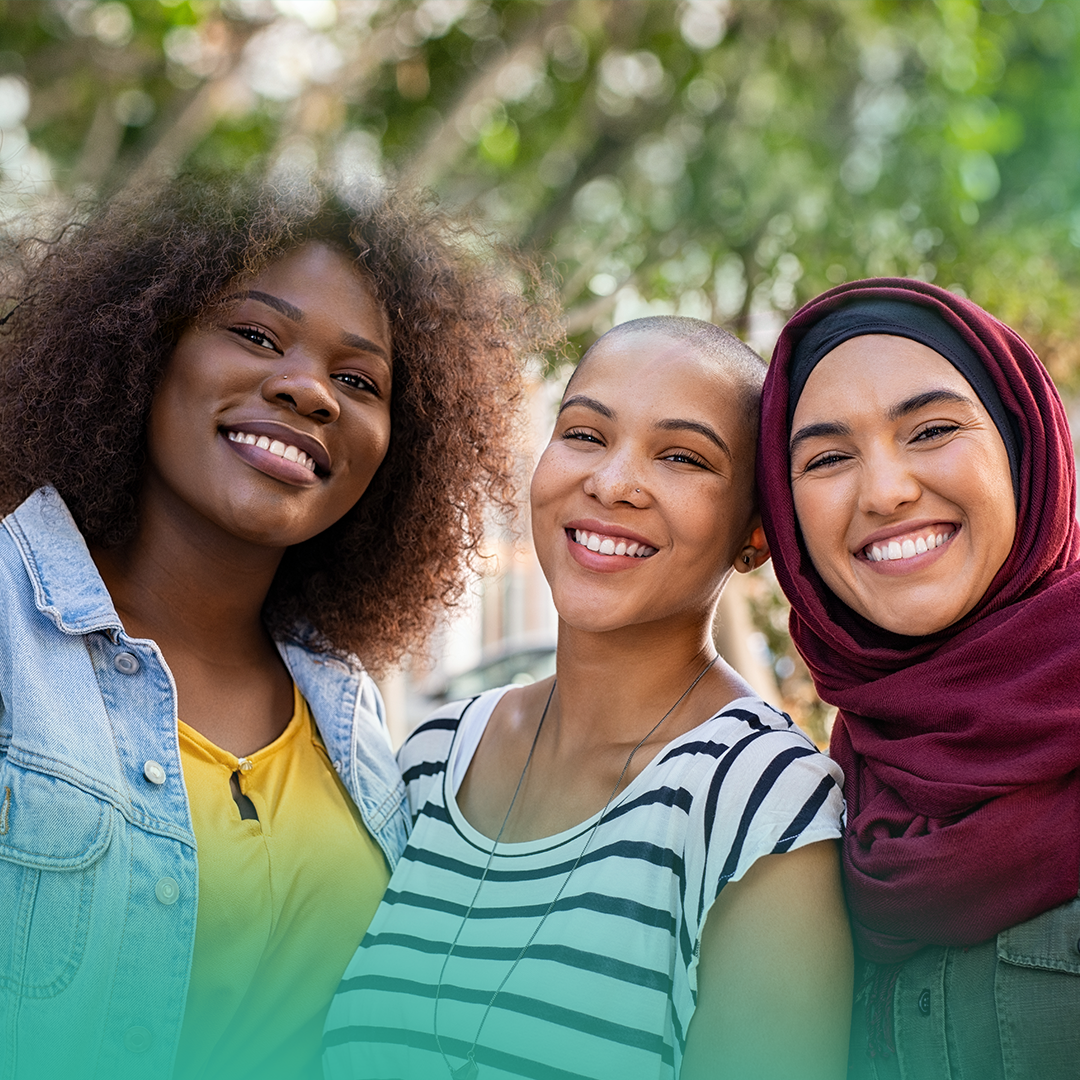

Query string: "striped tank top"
[324, 686, 844, 1080]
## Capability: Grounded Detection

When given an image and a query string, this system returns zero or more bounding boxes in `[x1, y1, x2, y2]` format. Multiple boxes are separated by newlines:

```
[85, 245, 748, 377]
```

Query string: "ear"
[734, 524, 771, 574]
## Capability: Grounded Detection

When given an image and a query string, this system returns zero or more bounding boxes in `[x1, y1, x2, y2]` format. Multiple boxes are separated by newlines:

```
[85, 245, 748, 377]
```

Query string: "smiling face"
[789, 334, 1017, 636]
[144, 241, 392, 551]
[530, 330, 766, 637]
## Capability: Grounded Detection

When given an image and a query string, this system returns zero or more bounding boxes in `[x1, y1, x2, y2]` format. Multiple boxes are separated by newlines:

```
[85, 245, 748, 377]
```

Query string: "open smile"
[568, 527, 658, 558]
[221, 421, 331, 487]
[858, 525, 956, 563]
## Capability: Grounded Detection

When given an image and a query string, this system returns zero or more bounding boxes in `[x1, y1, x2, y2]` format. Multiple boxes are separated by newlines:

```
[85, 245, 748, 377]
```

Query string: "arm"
[680, 839, 853, 1080]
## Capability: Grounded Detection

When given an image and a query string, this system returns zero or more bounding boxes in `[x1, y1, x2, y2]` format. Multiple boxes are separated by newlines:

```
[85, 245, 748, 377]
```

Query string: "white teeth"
[228, 431, 317, 472]
[866, 530, 954, 562]
[571, 530, 654, 558]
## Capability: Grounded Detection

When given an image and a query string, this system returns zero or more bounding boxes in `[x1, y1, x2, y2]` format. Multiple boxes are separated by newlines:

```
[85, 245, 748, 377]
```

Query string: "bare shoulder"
[681, 840, 853, 1080]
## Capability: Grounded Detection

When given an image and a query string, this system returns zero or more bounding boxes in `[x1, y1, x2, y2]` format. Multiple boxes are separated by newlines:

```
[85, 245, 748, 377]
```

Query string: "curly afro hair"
[0, 173, 561, 672]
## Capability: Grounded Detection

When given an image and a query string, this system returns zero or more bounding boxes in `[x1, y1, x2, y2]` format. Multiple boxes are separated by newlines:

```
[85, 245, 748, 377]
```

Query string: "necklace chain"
[433, 655, 718, 1080]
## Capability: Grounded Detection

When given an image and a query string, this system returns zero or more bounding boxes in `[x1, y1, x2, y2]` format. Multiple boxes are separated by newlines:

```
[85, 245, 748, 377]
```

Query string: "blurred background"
[3, 0, 1078, 744]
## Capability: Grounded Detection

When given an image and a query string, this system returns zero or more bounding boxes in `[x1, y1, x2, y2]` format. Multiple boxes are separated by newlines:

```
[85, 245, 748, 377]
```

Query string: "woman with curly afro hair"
[0, 172, 559, 1080]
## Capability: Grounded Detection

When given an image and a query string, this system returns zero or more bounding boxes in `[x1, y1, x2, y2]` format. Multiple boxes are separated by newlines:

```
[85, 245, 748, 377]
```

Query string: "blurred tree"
[2, 0, 1078, 732]
[2, 0, 1078, 376]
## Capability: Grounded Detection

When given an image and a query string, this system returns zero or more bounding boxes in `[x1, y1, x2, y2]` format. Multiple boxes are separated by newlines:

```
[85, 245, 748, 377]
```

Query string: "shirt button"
[918, 988, 931, 1016]
[114, 652, 140, 675]
[155, 876, 180, 905]
[123, 1026, 153, 1053]
[143, 761, 167, 785]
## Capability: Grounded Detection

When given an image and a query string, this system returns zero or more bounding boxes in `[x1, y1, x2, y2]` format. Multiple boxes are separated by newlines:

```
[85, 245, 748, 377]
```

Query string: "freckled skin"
[529, 332, 763, 639]
[789, 335, 1016, 636]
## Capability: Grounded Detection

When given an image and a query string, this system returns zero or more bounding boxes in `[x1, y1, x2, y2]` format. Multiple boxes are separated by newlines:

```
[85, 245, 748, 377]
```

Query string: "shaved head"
[567, 315, 768, 427]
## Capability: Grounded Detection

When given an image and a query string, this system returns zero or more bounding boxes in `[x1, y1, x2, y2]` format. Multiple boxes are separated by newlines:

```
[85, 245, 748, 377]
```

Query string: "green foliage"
[4, 1, 1080, 379]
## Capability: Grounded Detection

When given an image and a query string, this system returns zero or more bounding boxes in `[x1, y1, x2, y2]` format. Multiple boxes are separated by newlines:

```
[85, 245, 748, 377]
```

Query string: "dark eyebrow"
[790, 389, 976, 454]
[559, 394, 614, 419]
[789, 421, 852, 455]
[656, 417, 731, 458]
[230, 291, 389, 361]
[342, 330, 390, 360]
[887, 388, 973, 421]
[245, 290, 305, 323]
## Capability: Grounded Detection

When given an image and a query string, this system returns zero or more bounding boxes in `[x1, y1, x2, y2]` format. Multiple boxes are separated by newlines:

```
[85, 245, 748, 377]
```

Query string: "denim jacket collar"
[4, 486, 124, 637]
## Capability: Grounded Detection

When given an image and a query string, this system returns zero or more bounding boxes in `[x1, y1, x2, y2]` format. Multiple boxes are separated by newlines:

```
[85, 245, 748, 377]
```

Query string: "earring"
[742, 554, 751, 566]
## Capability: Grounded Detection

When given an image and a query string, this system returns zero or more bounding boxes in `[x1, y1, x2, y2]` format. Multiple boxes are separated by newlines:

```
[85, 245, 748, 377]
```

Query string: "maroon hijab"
[758, 277, 1080, 962]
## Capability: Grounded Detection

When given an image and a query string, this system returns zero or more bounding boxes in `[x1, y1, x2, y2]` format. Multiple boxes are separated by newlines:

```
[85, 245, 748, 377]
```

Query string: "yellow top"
[174, 685, 389, 1080]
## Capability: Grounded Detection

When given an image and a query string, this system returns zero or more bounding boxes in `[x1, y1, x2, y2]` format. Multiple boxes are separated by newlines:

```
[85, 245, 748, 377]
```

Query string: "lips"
[569, 528, 658, 558]
[221, 420, 331, 475]
[856, 522, 958, 564]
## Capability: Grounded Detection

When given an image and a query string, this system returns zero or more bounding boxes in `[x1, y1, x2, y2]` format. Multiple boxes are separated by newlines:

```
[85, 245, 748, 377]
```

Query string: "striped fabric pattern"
[324, 686, 844, 1080]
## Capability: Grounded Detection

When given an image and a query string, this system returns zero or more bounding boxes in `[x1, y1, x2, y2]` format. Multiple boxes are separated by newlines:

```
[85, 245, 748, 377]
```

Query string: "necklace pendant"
[452, 1053, 479, 1080]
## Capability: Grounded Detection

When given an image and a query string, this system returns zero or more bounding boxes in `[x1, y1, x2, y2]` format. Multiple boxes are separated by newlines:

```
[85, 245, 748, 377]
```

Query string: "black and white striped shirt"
[324, 686, 843, 1080]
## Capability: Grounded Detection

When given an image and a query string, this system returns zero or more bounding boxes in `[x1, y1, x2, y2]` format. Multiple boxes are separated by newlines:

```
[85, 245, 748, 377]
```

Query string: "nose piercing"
[635, 488, 641, 493]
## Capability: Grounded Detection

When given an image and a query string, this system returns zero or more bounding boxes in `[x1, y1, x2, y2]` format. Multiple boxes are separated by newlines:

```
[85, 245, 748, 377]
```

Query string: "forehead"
[795, 334, 973, 417]
[241, 242, 388, 334]
[572, 331, 738, 405]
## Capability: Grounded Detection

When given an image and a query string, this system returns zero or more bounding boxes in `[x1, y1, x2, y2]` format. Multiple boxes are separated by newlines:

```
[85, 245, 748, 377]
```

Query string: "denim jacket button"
[123, 1026, 153, 1053]
[114, 652, 140, 675]
[143, 760, 167, 785]
[155, 876, 180, 905]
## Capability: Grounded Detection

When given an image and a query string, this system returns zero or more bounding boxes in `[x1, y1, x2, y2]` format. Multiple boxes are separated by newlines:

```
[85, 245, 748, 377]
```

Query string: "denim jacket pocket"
[0, 760, 114, 998]
[996, 892, 1080, 975]
[995, 894, 1080, 1079]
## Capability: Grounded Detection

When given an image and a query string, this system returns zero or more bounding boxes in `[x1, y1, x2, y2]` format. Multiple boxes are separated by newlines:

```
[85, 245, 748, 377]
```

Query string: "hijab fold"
[758, 277, 1080, 962]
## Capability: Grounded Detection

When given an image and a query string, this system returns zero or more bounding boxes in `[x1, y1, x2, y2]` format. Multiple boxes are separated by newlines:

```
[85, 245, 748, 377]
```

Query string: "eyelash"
[332, 371, 380, 395]
[230, 324, 279, 351]
[563, 428, 602, 444]
[913, 423, 960, 442]
[802, 422, 962, 472]
[803, 451, 850, 472]
[562, 429, 708, 468]
[665, 450, 708, 468]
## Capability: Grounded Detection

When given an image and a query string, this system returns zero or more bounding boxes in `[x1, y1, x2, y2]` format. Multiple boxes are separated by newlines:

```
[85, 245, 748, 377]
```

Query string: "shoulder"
[658, 696, 841, 791]
[397, 685, 512, 810]
[659, 696, 844, 875]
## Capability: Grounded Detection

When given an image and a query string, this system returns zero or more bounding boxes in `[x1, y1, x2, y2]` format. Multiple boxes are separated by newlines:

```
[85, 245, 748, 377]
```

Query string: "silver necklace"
[433, 655, 718, 1080]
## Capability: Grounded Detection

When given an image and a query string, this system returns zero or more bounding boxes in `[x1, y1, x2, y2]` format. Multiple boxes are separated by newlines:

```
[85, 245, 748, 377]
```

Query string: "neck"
[91, 494, 284, 662]
[549, 616, 727, 748]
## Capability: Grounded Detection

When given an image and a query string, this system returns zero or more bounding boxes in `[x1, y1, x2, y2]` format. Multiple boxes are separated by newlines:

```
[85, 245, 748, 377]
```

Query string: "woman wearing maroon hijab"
[757, 276, 1080, 1080]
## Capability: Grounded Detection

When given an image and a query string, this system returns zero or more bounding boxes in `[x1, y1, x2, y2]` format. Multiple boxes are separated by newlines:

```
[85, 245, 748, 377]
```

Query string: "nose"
[582, 447, 647, 507]
[858, 445, 922, 516]
[262, 354, 339, 423]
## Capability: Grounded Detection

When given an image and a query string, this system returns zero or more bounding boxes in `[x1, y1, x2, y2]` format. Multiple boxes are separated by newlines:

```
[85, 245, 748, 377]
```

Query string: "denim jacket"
[0, 487, 409, 1079]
